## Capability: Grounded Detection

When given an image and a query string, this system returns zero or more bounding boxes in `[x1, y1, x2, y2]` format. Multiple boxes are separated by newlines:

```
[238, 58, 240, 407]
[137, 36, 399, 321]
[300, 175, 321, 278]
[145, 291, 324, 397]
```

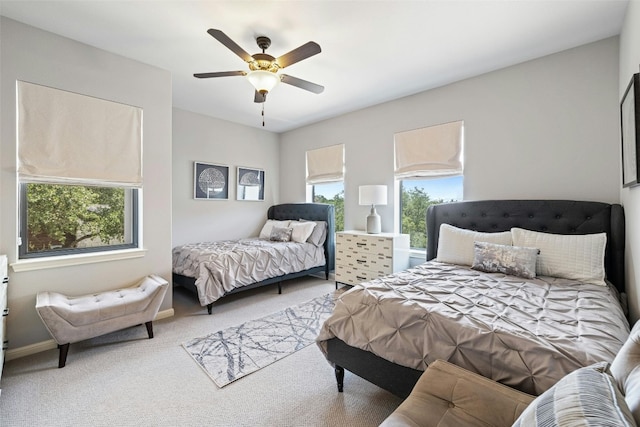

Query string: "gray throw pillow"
[300, 219, 327, 247]
[472, 241, 538, 279]
[270, 227, 292, 242]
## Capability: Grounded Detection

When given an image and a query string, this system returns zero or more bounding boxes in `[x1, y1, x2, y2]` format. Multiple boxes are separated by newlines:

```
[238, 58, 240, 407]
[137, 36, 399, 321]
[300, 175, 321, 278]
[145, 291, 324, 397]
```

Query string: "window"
[400, 176, 463, 248]
[19, 184, 138, 258]
[306, 144, 345, 231]
[311, 182, 344, 232]
[17, 81, 142, 260]
[394, 121, 464, 249]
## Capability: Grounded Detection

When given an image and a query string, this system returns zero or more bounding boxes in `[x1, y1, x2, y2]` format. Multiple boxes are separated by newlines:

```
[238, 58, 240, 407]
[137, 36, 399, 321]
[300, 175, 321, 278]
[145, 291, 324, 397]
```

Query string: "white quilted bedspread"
[317, 261, 630, 395]
[173, 238, 325, 306]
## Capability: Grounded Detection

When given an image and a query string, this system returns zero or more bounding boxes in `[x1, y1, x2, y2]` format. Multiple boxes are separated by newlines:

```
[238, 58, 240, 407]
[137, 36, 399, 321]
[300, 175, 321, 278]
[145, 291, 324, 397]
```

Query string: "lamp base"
[366, 206, 381, 234]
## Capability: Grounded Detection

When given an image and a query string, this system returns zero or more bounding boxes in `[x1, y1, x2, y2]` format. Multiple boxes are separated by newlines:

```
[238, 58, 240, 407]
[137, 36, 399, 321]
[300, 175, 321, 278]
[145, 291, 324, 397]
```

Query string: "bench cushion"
[45, 282, 162, 326]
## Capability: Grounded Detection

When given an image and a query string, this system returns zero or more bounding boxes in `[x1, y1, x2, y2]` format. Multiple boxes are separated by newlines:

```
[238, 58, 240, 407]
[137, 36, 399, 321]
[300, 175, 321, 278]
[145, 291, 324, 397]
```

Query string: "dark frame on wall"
[236, 167, 265, 201]
[621, 73, 640, 188]
[194, 162, 229, 200]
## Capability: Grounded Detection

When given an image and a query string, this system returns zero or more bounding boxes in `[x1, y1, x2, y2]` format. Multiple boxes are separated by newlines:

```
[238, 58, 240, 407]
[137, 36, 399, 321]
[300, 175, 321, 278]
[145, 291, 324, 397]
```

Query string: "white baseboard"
[5, 308, 175, 362]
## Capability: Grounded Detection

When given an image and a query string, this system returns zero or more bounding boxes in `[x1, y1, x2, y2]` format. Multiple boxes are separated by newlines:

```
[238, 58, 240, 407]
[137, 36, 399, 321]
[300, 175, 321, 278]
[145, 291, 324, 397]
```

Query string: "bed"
[173, 203, 335, 314]
[317, 199, 630, 398]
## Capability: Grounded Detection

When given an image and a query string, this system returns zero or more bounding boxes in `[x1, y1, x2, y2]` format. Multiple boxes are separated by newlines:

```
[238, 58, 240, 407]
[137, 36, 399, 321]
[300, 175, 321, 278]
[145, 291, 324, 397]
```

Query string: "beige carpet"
[0, 276, 402, 426]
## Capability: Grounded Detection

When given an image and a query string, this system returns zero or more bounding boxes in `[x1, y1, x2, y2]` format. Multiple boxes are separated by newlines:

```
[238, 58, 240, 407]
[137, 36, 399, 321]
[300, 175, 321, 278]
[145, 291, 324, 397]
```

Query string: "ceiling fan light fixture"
[247, 70, 279, 94]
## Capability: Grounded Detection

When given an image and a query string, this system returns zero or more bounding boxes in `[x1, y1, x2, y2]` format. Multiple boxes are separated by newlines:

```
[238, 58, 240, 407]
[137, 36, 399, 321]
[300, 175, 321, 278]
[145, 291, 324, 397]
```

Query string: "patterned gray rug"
[183, 292, 337, 388]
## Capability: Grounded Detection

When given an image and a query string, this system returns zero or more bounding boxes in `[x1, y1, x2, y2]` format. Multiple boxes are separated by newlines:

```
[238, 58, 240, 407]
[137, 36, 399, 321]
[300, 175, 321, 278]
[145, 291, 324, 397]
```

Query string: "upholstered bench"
[381, 319, 640, 427]
[36, 274, 169, 368]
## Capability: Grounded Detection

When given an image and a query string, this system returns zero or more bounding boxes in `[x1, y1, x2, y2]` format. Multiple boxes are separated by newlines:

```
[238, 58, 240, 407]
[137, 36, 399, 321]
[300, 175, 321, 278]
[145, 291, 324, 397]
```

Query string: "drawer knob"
[356, 242, 367, 247]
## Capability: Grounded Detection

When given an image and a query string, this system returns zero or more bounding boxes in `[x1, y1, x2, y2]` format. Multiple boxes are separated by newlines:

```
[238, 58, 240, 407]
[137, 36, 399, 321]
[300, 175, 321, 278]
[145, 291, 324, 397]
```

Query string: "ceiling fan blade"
[207, 29, 253, 63]
[254, 91, 266, 103]
[280, 74, 324, 94]
[275, 41, 321, 68]
[194, 71, 247, 78]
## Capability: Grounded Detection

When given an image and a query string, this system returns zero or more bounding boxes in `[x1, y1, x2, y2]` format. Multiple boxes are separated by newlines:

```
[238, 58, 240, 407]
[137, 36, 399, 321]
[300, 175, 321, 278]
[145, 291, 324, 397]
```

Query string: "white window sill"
[409, 248, 426, 259]
[10, 248, 147, 273]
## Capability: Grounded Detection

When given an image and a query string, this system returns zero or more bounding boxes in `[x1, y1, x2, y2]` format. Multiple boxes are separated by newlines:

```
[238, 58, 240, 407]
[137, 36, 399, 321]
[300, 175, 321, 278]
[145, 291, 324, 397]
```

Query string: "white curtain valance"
[306, 144, 344, 184]
[394, 120, 463, 179]
[17, 81, 143, 187]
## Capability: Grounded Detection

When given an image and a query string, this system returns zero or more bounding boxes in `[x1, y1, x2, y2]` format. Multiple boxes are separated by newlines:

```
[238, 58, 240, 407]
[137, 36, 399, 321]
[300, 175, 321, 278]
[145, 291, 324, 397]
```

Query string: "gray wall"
[279, 38, 621, 236]
[0, 18, 173, 349]
[172, 108, 280, 247]
[619, 0, 640, 323]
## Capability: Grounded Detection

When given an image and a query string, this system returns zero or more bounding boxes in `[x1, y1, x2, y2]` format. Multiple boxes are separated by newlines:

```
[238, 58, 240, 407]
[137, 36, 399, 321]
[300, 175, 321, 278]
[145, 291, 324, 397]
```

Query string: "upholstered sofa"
[381, 319, 640, 427]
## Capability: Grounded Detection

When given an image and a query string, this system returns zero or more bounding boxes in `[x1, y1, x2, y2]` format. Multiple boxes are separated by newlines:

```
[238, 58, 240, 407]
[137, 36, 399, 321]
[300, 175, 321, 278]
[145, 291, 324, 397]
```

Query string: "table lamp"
[359, 185, 387, 234]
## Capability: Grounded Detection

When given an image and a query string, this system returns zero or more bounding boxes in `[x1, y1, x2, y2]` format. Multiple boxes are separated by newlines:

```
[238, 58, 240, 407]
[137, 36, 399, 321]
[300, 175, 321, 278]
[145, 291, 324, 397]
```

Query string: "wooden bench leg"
[58, 343, 70, 368]
[145, 321, 154, 339]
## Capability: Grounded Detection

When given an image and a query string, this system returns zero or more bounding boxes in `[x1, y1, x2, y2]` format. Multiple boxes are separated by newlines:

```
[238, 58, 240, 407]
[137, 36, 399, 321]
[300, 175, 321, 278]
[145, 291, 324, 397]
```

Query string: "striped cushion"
[513, 362, 637, 427]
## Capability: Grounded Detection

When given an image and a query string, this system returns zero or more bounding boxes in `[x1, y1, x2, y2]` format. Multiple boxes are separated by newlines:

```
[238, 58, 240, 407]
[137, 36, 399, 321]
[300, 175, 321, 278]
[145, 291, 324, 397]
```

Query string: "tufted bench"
[36, 274, 169, 368]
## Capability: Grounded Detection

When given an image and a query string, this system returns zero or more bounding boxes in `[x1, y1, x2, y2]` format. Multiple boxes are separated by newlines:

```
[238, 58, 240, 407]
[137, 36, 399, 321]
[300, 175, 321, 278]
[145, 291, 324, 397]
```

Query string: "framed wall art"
[194, 162, 229, 200]
[236, 167, 265, 201]
[621, 73, 640, 188]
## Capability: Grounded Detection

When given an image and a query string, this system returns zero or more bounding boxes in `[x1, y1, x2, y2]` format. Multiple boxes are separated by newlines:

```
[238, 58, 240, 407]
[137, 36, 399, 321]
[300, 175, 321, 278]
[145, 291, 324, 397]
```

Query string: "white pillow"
[259, 219, 291, 239]
[436, 224, 512, 266]
[288, 221, 317, 243]
[511, 227, 607, 286]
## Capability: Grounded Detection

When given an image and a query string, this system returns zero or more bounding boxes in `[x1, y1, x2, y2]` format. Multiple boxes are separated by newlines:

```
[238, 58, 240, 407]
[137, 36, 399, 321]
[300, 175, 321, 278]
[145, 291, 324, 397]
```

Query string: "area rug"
[183, 291, 339, 388]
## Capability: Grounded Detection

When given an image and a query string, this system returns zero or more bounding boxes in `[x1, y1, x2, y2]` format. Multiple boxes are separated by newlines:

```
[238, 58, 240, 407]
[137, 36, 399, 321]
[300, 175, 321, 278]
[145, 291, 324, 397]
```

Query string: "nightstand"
[335, 230, 410, 286]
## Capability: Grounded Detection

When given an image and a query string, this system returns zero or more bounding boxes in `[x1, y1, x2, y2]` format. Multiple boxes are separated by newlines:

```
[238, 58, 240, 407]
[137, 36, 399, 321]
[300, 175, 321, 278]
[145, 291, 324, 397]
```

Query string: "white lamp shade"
[247, 70, 280, 93]
[359, 185, 387, 206]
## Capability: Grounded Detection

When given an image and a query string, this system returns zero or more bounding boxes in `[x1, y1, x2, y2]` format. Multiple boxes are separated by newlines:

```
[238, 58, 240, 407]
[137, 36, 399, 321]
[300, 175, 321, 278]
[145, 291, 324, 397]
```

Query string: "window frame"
[398, 175, 463, 250]
[18, 183, 140, 259]
[309, 181, 344, 232]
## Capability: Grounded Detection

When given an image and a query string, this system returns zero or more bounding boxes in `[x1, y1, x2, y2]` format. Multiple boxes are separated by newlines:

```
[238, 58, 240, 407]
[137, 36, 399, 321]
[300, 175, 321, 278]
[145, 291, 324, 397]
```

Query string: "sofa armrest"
[380, 360, 535, 427]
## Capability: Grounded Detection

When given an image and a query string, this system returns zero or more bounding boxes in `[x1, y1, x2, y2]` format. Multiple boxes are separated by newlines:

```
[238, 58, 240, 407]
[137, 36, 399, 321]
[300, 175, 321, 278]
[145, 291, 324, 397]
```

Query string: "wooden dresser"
[335, 230, 410, 286]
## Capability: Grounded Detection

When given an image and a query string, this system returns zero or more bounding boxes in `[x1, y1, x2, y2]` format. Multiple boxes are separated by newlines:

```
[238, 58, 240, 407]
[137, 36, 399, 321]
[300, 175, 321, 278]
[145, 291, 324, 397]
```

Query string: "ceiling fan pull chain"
[262, 103, 265, 127]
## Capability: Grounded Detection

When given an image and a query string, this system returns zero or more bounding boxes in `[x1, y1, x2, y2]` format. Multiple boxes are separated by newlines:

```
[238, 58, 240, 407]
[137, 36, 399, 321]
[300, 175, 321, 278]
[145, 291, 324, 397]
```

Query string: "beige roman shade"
[306, 144, 345, 184]
[17, 81, 143, 187]
[394, 121, 463, 179]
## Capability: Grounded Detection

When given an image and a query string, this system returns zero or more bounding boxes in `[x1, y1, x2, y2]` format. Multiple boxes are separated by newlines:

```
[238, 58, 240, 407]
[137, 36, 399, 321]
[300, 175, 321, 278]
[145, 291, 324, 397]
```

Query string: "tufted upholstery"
[36, 274, 168, 367]
[426, 200, 625, 293]
[380, 320, 640, 427]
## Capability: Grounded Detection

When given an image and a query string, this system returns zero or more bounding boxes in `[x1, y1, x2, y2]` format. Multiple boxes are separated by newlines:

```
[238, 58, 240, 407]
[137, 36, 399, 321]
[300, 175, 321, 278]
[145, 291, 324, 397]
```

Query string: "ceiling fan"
[194, 29, 324, 105]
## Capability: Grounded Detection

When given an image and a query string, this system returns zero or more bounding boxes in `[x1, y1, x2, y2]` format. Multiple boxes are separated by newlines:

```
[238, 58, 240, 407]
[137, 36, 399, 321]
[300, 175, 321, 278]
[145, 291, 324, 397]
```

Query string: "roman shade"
[394, 121, 463, 179]
[306, 144, 345, 184]
[17, 81, 143, 187]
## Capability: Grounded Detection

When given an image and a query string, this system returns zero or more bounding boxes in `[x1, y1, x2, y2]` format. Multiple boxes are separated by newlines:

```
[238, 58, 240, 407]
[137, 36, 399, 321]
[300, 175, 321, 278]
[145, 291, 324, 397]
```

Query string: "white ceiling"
[0, 1, 629, 133]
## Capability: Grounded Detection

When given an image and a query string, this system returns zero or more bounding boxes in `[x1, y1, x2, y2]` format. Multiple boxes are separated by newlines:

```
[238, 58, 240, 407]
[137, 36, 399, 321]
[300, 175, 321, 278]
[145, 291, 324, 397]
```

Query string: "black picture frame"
[621, 73, 640, 188]
[236, 167, 265, 201]
[194, 162, 229, 200]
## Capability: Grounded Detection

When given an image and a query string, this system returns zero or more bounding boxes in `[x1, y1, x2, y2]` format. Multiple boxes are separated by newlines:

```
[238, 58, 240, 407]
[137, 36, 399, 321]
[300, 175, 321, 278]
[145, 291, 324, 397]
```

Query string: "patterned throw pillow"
[472, 242, 539, 279]
[513, 362, 637, 427]
[270, 226, 292, 242]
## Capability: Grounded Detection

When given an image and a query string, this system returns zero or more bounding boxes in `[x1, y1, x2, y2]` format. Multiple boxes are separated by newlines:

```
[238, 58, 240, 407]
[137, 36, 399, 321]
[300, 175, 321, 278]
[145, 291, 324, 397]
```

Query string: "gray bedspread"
[317, 260, 630, 395]
[173, 238, 325, 306]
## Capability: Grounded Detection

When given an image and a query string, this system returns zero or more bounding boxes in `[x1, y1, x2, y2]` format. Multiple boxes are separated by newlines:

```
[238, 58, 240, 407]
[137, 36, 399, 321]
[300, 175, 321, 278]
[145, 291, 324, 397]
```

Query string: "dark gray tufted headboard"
[426, 200, 625, 293]
[267, 203, 335, 273]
